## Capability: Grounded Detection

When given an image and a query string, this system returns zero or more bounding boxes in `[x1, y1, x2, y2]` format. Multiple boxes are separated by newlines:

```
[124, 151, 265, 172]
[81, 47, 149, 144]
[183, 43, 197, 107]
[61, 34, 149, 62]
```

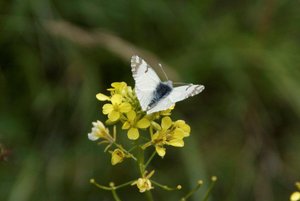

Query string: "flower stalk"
[202, 176, 218, 201]
[180, 180, 203, 201]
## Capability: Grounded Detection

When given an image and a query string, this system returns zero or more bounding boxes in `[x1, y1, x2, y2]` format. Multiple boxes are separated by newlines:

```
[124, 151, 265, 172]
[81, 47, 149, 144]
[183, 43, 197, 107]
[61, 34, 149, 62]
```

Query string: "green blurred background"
[0, 0, 299, 201]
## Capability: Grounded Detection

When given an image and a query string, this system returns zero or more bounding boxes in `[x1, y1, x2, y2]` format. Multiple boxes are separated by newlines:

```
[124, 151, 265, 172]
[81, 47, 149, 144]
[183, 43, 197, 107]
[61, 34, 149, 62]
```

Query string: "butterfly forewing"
[131, 55, 161, 110]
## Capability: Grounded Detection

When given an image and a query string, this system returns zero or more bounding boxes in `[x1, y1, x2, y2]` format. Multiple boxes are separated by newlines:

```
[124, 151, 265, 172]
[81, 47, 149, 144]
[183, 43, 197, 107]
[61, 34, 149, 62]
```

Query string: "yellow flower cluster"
[152, 118, 190, 157]
[291, 182, 300, 201]
[96, 82, 150, 140]
[89, 81, 191, 163]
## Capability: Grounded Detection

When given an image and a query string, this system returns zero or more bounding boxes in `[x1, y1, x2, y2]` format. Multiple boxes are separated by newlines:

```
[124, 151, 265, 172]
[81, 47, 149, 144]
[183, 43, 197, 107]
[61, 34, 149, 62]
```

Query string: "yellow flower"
[102, 94, 132, 122]
[88, 120, 114, 143]
[150, 117, 189, 157]
[111, 148, 126, 165]
[96, 82, 129, 101]
[132, 170, 154, 193]
[291, 182, 300, 201]
[122, 111, 150, 140]
[291, 192, 300, 201]
[145, 105, 175, 134]
[108, 82, 128, 95]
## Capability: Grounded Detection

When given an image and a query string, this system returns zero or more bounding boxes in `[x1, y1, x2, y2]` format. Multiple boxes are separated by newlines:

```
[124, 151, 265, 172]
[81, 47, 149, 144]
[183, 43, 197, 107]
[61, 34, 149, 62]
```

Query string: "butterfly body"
[131, 55, 204, 114]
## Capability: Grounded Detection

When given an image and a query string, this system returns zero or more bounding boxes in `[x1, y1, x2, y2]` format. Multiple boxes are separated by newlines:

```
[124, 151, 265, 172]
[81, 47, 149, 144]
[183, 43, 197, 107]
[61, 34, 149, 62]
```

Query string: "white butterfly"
[131, 55, 205, 114]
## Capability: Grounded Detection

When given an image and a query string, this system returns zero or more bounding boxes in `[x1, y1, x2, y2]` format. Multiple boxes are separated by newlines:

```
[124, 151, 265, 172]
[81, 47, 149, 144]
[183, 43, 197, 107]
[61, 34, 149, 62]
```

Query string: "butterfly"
[131, 55, 205, 114]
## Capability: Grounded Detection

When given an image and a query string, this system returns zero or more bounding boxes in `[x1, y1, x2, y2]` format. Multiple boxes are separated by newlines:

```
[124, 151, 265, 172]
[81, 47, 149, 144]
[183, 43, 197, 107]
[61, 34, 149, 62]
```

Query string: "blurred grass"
[0, 0, 300, 201]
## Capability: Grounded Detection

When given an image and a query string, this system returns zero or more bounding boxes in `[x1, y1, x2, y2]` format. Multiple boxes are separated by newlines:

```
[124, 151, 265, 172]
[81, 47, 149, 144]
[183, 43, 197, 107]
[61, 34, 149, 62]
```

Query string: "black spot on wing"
[148, 82, 172, 108]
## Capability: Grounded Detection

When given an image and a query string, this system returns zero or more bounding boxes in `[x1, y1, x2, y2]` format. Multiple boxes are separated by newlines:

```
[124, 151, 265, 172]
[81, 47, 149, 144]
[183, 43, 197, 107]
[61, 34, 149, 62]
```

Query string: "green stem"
[150, 126, 154, 136]
[136, 147, 154, 201]
[141, 141, 152, 150]
[181, 181, 203, 201]
[90, 179, 135, 190]
[144, 151, 156, 169]
[90, 179, 112, 190]
[151, 180, 181, 191]
[145, 190, 154, 201]
[137, 146, 145, 174]
[202, 177, 217, 201]
[111, 188, 121, 201]
[128, 145, 138, 152]
[113, 125, 117, 141]
[111, 125, 137, 160]
[115, 180, 136, 190]
[113, 142, 137, 161]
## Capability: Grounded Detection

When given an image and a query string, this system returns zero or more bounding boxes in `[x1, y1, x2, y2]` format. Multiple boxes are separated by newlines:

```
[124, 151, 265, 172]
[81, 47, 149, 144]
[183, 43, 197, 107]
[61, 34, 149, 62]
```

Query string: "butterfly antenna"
[173, 82, 191, 86]
[159, 63, 169, 81]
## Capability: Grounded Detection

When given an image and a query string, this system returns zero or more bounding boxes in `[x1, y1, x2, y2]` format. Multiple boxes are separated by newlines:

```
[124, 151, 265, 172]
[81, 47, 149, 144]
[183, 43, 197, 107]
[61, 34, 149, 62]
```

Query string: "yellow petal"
[161, 117, 172, 130]
[108, 110, 120, 122]
[175, 120, 184, 125]
[103, 104, 113, 114]
[105, 119, 114, 125]
[151, 132, 160, 141]
[151, 121, 161, 131]
[290, 192, 300, 201]
[111, 82, 127, 89]
[122, 121, 131, 129]
[126, 110, 136, 122]
[155, 145, 166, 157]
[128, 127, 139, 140]
[168, 104, 175, 110]
[183, 124, 191, 133]
[173, 128, 186, 138]
[111, 94, 123, 105]
[96, 93, 110, 101]
[111, 149, 125, 165]
[119, 102, 132, 113]
[175, 120, 191, 133]
[167, 139, 184, 147]
[160, 104, 175, 115]
[137, 118, 150, 129]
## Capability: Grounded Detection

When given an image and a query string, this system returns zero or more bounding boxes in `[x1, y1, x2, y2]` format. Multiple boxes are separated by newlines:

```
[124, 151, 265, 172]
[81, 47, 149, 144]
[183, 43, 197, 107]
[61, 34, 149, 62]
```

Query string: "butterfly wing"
[146, 84, 204, 114]
[131, 55, 161, 110]
[146, 97, 174, 114]
[169, 84, 205, 103]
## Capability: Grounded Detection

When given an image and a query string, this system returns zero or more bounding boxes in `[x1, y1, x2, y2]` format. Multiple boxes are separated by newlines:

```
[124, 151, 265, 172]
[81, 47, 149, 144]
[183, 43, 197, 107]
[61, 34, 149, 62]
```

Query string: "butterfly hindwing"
[146, 97, 174, 114]
[169, 84, 205, 103]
